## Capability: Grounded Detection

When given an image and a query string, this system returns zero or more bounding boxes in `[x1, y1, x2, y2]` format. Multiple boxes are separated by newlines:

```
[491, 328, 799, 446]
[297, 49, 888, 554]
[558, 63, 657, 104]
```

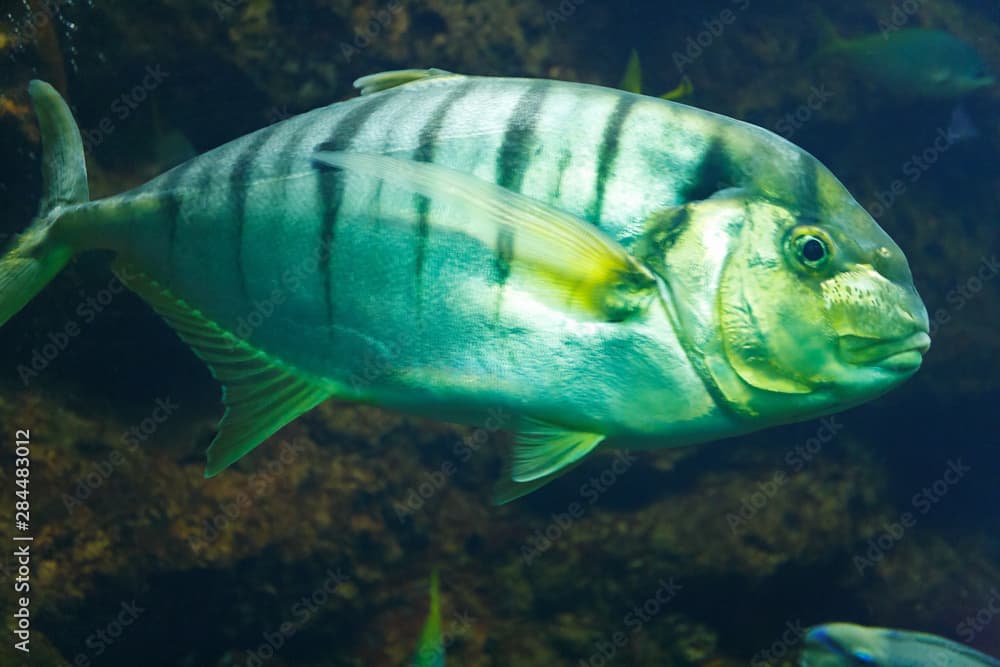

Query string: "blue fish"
[821, 27, 995, 98]
[802, 623, 1000, 667]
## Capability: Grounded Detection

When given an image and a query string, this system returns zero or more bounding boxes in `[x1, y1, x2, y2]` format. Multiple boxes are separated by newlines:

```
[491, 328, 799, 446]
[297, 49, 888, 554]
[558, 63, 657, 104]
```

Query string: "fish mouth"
[839, 331, 931, 372]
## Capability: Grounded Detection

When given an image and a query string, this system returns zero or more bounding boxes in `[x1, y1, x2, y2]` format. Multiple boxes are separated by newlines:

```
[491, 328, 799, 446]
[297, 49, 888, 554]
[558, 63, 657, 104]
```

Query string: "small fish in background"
[411, 571, 444, 667]
[815, 22, 996, 99]
[619, 49, 694, 100]
[801, 623, 1000, 667]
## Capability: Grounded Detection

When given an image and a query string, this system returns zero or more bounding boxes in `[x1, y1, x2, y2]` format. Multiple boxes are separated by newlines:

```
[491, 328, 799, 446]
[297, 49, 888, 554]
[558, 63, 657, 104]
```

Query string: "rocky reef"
[0, 1, 999, 665]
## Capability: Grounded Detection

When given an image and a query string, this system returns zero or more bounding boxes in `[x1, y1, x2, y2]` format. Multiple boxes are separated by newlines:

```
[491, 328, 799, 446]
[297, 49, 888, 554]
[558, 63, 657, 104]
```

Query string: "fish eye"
[790, 229, 832, 269]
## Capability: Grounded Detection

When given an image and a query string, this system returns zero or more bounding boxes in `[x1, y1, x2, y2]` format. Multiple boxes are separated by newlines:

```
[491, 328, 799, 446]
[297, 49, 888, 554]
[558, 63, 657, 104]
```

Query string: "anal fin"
[114, 262, 331, 477]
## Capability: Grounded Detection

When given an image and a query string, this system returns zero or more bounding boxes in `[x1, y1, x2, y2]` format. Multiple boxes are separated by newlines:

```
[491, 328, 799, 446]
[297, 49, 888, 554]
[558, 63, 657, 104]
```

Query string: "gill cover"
[717, 201, 816, 395]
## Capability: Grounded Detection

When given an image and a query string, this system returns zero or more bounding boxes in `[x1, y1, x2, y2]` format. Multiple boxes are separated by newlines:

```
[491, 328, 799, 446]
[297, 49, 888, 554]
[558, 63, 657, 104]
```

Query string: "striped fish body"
[93, 75, 768, 438]
[9, 73, 928, 497]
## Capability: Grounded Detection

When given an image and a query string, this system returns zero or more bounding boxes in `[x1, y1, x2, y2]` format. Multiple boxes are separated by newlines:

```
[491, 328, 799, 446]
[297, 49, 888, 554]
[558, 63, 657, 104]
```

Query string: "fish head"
[918, 34, 995, 96]
[800, 624, 887, 667]
[710, 187, 929, 417]
[923, 61, 995, 97]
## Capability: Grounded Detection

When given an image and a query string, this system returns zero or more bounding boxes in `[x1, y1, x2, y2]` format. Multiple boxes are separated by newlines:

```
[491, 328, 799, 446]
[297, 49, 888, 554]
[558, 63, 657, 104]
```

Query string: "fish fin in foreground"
[660, 75, 694, 101]
[113, 262, 332, 477]
[511, 418, 605, 482]
[492, 464, 583, 506]
[492, 421, 601, 505]
[354, 68, 459, 95]
[312, 151, 659, 322]
[619, 49, 644, 94]
[411, 570, 445, 667]
[0, 80, 87, 328]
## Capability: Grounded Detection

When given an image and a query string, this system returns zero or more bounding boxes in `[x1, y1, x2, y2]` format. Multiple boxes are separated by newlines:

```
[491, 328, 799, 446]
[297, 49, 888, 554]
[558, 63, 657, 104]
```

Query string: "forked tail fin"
[0, 80, 88, 327]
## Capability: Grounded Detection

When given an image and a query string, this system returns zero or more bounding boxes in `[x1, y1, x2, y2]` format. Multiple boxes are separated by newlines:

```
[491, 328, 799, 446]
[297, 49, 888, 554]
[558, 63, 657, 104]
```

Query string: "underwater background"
[1, 0, 999, 665]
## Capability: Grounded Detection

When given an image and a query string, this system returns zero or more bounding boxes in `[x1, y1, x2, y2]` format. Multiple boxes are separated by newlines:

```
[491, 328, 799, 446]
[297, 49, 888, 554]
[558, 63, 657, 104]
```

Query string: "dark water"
[0, 1, 999, 665]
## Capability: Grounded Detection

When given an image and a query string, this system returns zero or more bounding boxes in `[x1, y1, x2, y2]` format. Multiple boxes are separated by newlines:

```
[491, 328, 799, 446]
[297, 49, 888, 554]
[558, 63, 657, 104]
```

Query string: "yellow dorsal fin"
[113, 262, 331, 477]
[619, 49, 643, 94]
[353, 68, 459, 95]
[660, 75, 694, 101]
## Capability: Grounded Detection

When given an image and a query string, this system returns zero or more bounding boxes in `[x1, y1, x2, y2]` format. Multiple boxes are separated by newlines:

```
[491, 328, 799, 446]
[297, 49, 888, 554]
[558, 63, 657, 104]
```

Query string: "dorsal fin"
[113, 262, 332, 477]
[353, 68, 459, 95]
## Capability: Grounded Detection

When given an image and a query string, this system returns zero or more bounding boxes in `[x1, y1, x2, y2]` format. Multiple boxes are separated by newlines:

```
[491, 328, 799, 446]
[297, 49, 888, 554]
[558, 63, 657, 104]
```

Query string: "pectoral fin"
[490, 420, 605, 504]
[511, 419, 606, 482]
[493, 465, 582, 506]
[114, 262, 331, 477]
[313, 151, 658, 322]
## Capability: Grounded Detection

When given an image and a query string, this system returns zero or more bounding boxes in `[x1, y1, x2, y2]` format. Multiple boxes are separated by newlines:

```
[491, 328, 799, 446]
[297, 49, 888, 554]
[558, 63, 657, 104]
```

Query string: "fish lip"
[840, 331, 931, 371]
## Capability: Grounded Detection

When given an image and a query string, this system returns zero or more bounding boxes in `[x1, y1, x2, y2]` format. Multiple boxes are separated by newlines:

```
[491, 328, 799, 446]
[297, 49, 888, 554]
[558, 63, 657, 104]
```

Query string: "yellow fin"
[114, 262, 331, 476]
[353, 68, 458, 95]
[660, 74, 694, 101]
[312, 151, 658, 321]
[493, 464, 582, 505]
[511, 418, 605, 482]
[619, 49, 643, 94]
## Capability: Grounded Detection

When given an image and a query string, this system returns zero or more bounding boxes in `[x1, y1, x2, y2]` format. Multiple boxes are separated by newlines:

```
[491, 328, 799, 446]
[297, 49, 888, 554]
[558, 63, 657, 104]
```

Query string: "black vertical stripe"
[495, 227, 515, 285]
[796, 153, 822, 221]
[491, 81, 548, 293]
[552, 148, 573, 200]
[155, 158, 201, 281]
[683, 136, 733, 203]
[230, 125, 280, 302]
[411, 82, 474, 280]
[314, 93, 396, 322]
[495, 81, 550, 192]
[588, 95, 639, 224]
